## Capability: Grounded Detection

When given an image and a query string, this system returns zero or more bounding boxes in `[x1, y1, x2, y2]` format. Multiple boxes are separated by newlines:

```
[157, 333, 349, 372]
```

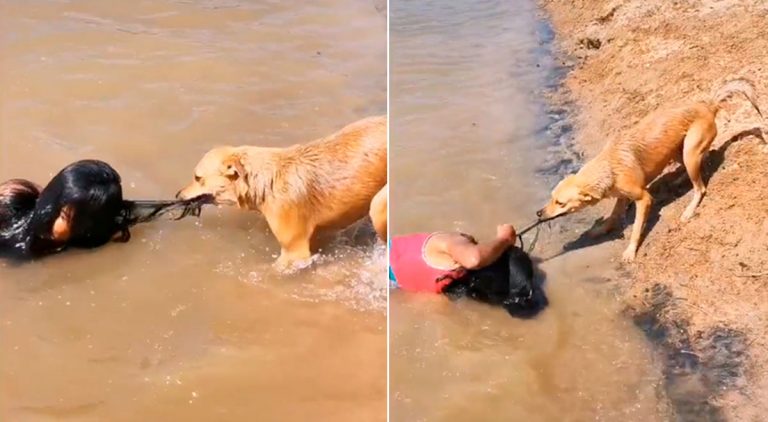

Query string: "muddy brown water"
[390, 1, 669, 420]
[0, 1, 386, 421]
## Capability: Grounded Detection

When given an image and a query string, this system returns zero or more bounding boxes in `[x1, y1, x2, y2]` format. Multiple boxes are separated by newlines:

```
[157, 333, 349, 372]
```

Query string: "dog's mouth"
[519, 212, 567, 237]
[532, 208, 567, 224]
[537, 212, 567, 224]
[177, 190, 236, 207]
[212, 197, 238, 207]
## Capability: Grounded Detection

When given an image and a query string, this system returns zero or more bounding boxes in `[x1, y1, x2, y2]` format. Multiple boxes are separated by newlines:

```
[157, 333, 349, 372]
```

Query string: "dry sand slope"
[540, 0, 768, 420]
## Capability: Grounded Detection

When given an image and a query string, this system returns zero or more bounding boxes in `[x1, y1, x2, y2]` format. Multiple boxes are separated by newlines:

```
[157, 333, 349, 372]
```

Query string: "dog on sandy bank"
[537, 79, 763, 262]
[178, 116, 387, 269]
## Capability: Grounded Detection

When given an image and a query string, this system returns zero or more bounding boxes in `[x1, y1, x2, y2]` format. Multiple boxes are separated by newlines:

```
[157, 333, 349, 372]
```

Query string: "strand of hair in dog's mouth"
[517, 213, 566, 253]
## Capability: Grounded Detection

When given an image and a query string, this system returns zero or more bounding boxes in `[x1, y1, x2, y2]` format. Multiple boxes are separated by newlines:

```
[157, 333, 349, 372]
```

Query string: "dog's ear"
[578, 185, 602, 203]
[221, 154, 246, 180]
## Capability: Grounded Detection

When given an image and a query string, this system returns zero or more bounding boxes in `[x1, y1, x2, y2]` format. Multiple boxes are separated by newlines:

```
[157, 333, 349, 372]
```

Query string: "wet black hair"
[0, 160, 213, 259]
[441, 246, 546, 318]
[0, 179, 41, 253]
[26, 160, 127, 254]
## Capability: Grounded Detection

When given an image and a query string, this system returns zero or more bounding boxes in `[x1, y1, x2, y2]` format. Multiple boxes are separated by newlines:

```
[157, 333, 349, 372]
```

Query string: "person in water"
[389, 224, 516, 292]
[0, 160, 213, 260]
[389, 224, 541, 316]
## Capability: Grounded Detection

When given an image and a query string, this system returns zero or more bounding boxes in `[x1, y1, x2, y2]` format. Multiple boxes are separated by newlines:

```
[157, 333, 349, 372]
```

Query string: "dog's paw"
[273, 254, 296, 273]
[621, 247, 636, 263]
[679, 209, 695, 222]
[273, 260, 291, 273]
[273, 254, 318, 274]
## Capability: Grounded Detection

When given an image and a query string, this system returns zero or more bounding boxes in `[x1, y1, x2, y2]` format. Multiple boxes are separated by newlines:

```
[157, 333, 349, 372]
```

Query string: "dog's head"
[537, 174, 601, 220]
[177, 147, 247, 206]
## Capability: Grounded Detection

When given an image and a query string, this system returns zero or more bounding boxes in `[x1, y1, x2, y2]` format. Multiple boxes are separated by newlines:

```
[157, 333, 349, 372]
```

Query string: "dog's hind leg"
[587, 196, 629, 238]
[680, 121, 717, 222]
[369, 185, 387, 242]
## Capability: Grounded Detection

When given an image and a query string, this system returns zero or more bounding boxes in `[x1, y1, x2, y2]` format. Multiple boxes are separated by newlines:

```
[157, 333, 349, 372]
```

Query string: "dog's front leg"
[275, 238, 313, 271]
[265, 209, 314, 271]
[623, 190, 652, 262]
[587, 197, 628, 238]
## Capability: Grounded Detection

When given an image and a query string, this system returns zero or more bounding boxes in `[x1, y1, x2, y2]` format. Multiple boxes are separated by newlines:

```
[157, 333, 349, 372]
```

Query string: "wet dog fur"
[369, 184, 387, 242]
[178, 115, 387, 269]
[538, 79, 763, 262]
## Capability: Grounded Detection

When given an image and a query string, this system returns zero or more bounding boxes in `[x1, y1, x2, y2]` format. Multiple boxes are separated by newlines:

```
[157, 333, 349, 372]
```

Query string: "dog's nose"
[536, 209, 543, 218]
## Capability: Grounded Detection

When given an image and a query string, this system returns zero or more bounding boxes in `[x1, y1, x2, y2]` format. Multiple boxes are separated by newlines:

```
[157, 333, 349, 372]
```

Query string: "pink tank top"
[389, 233, 466, 293]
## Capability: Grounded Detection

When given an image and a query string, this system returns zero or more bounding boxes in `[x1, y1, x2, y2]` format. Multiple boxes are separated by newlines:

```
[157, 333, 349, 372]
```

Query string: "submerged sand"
[540, 0, 768, 419]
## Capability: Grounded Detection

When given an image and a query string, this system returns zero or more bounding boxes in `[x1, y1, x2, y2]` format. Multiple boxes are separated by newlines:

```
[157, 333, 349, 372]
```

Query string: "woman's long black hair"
[441, 246, 545, 317]
[0, 160, 212, 259]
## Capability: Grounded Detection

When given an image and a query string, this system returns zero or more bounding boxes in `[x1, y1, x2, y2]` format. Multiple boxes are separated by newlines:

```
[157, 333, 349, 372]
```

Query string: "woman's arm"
[439, 224, 516, 269]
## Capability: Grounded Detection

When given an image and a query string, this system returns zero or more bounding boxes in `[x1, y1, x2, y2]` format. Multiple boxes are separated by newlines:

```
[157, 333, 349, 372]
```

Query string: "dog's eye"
[194, 175, 201, 183]
[555, 200, 564, 207]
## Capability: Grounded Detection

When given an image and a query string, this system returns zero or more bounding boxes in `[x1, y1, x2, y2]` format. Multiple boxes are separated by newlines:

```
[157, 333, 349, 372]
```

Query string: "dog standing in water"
[538, 79, 763, 262]
[178, 116, 387, 269]
[0, 160, 213, 260]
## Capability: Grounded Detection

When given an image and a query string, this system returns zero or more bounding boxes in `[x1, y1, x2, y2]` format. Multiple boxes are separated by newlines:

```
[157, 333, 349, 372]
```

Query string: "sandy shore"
[540, 0, 768, 419]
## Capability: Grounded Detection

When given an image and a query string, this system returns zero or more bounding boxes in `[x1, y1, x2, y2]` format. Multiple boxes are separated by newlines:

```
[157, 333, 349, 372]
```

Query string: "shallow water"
[0, 1, 386, 421]
[389, 0, 668, 420]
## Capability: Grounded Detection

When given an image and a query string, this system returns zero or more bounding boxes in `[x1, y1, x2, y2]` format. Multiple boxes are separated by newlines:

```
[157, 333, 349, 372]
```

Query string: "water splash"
[212, 224, 387, 312]
[289, 242, 387, 312]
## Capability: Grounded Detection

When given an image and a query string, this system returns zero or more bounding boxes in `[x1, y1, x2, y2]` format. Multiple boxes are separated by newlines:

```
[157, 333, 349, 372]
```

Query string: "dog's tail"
[710, 78, 763, 118]
[118, 194, 215, 227]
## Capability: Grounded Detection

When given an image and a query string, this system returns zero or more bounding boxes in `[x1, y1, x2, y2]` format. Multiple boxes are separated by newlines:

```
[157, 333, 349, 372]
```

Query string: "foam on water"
[210, 223, 387, 312]
[292, 242, 387, 312]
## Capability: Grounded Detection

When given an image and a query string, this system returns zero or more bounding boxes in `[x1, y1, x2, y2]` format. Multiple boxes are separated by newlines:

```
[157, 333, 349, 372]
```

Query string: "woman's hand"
[496, 224, 516, 246]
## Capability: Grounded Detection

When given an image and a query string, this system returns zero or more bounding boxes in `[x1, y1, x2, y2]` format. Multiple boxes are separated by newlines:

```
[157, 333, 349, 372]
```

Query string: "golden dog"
[538, 79, 762, 262]
[178, 115, 387, 268]
[369, 184, 387, 242]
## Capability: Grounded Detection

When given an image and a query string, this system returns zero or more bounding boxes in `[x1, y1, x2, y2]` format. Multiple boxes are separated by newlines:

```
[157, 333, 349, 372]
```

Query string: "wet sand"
[390, 0, 667, 420]
[0, 1, 386, 421]
[541, 0, 768, 419]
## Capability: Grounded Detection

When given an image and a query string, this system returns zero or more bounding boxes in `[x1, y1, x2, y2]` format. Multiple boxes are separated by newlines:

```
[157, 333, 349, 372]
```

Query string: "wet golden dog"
[178, 115, 387, 268]
[369, 184, 387, 241]
[538, 79, 763, 262]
